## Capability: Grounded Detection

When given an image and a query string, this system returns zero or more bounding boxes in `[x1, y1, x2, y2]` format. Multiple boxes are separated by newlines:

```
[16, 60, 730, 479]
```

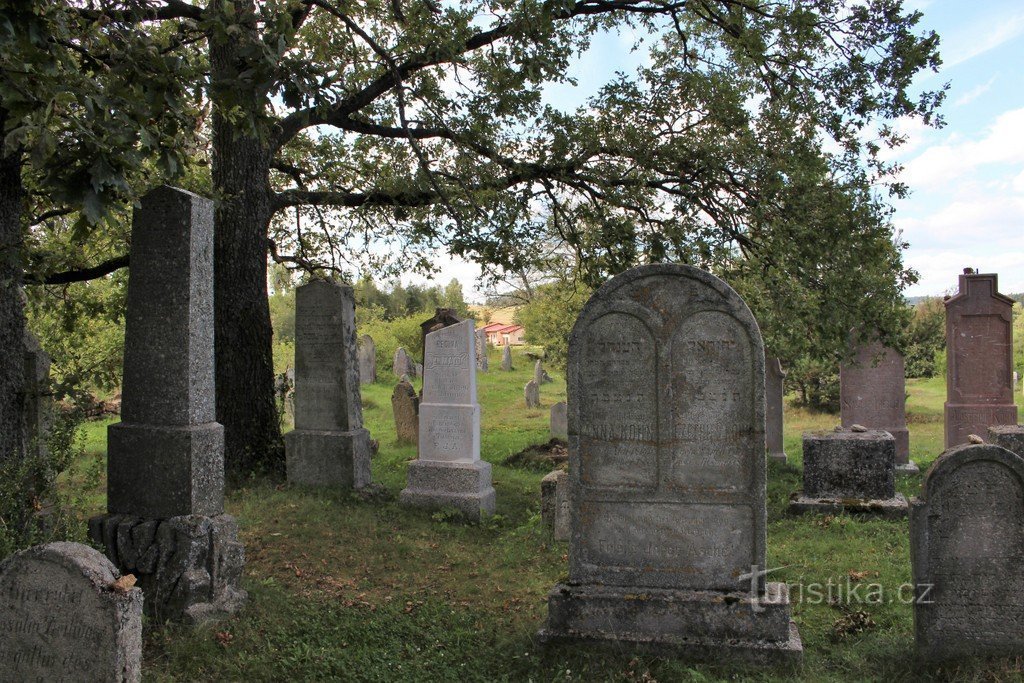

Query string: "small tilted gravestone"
[393, 347, 416, 379]
[400, 320, 495, 519]
[765, 356, 786, 463]
[285, 280, 371, 490]
[358, 334, 377, 385]
[789, 429, 907, 518]
[540, 470, 570, 541]
[840, 336, 916, 472]
[943, 269, 1017, 448]
[550, 401, 568, 440]
[538, 264, 801, 664]
[475, 328, 488, 372]
[391, 379, 419, 445]
[500, 344, 512, 371]
[0, 542, 142, 682]
[910, 443, 1024, 659]
[524, 379, 540, 408]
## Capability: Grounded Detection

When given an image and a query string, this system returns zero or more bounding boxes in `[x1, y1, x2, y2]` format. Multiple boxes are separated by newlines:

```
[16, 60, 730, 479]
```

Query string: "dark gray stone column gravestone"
[944, 269, 1017, 448]
[400, 320, 495, 520]
[88, 186, 245, 624]
[840, 337, 916, 472]
[765, 356, 786, 463]
[22, 331, 52, 461]
[475, 328, 488, 372]
[0, 542, 142, 682]
[910, 443, 1024, 659]
[358, 334, 376, 385]
[391, 379, 419, 445]
[500, 344, 512, 371]
[285, 280, 371, 489]
[789, 429, 908, 518]
[538, 264, 802, 664]
[550, 401, 568, 440]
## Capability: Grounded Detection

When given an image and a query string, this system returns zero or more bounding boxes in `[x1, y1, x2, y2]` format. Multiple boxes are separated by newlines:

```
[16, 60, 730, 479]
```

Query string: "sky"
[408, 0, 1024, 301]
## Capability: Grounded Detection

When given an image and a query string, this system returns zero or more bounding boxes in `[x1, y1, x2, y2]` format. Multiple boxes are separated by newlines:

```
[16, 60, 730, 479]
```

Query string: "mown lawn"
[65, 356, 1024, 682]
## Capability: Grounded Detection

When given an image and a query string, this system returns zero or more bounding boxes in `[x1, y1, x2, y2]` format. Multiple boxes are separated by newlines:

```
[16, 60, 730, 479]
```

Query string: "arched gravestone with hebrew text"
[541, 264, 800, 664]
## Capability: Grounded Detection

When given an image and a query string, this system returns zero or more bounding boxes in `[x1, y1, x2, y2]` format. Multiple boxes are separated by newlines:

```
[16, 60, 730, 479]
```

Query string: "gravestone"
[500, 345, 512, 371]
[400, 320, 495, 519]
[540, 470, 570, 541]
[391, 379, 419, 445]
[840, 337, 915, 472]
[989, 425, 1024, 458]
[0, 542, 142, 682]
[475, 329, 488, 372]
[358, 334, 377, 385]
[550, 401, 568, 440]
[88, 186, 246, 624]
[534, 359, 544, 385]
[22, 331, 52, 461]
[789, 429, 907, 518]
[393, 347, 416, 379]
[765, 356, 786, 463]
[285, 280, 371, 490]
[910, 443, 1024, 659]
[524, 380, 540, 408]
[538, 264, 801, 664]
[420, 307, 461, 360]
[943, 269, 1017, 448]
[1014, 371, 1020, 392]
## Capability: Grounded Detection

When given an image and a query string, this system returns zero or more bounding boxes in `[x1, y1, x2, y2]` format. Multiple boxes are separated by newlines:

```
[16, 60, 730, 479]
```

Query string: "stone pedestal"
[399, 459, 495, 519]
[285, 428, 371, 488]
[790, 429, 907, 518]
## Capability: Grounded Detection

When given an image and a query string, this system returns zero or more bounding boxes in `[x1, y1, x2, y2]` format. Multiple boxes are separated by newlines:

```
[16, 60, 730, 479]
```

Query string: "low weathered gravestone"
[391, 379, 419, 445]
[550, 401, 568, 440]
[500, 345, 512, 371]
[944, 269, 1017, 448]
[89, 186, 245, 624]
[393, 347, 416, 379]
[539, 264, 801, 664]
[910, 443, 1024, 659]
[540, 470, 570, 541]
[524, 380, 540, 408]
[0, 542, 142, 682]
[285, 280, 371, 490]
[765, 356, 786, 463]
[840, 337, 915, 472]
[400, 320, 495, 519]
[358, 334, 377, 385]
[790, 429, 907, 518]
[989, 425, 1024, 458]
[475, 329, 488, 372]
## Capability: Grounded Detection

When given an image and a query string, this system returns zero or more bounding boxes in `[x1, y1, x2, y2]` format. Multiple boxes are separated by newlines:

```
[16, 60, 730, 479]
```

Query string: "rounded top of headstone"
[0, 542, 124, 593]
[298, 278, 353, 295]
[921, 443, 1024, 500]
[808, 428, 895, 442]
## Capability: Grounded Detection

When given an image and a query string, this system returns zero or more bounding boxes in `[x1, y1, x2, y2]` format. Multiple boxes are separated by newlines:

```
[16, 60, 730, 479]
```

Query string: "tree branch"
[27, 255, 129, 286]
[77, 0, 203, 23]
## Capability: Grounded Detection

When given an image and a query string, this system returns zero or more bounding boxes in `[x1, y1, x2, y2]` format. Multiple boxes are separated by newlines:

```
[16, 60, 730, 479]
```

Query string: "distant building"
[480, 322, 525, 346]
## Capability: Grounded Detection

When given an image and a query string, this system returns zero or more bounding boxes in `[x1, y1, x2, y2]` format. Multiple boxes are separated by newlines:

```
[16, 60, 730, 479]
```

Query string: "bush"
[360, 314, 428, 379]
[787, 357, 840, 413]
[517, 280, 592, 371]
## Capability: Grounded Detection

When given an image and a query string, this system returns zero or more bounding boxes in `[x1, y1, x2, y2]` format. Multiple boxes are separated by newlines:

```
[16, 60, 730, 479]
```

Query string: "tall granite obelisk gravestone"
[400, 320, 495, 519]
[285, 280, 371, 489]
[89, 186, 245, 624]
[910, 443, 1024, 659]
[539, 264, 801, 663]
[840, 337, 915, 472]
[944, 269, 1017, 448]
[765, 356, 787, 463]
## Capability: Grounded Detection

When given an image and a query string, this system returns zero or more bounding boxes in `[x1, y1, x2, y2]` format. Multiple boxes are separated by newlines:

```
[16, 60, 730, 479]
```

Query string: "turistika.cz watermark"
[738, 565, 934, 611]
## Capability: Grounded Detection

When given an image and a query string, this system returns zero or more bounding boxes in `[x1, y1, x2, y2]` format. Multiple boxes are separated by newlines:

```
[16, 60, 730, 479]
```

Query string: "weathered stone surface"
[107, 186, 223, 519]
[790, 429, 906, 518]
[540, 263, 800, 664]
[400, 321, 494, 519]
[550, 401, 568, 440]
[840, 337, 912, 467]
[944, 270, 1018, 448]
[534, 359, 553, 385]
[89, 514, 246, 625]
[420, 308, 461, 360]
[989, 425, 1024, 458]
[22, 331, 52, 461]
[285, 280, 371, 489]
[475, 329, 488, 372]
[765, 356, 786, 463]
[393, 347, 416, 379]
[358, 334, 376, 385]
[500, 345, 512, 371]
[540, 469, 570, 541]
[391, 379, 419, 445]
[524, 380, 540, 408]
[0, 542, 142, 682]
[910, 443, 1024, 659]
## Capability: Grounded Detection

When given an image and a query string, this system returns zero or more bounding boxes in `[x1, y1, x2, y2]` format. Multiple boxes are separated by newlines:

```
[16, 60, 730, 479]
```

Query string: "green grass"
[62, 355, 1024, 681]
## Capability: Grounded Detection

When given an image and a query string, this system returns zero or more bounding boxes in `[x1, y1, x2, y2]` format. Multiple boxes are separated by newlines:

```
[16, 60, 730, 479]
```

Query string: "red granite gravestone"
[943, 269, 1018, 448]
[840, 338, 914, 471]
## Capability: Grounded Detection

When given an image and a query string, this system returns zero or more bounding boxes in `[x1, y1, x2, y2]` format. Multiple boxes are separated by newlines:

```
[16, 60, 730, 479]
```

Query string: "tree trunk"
[0, 106, 25, 463]
[210, 28, 284, 478]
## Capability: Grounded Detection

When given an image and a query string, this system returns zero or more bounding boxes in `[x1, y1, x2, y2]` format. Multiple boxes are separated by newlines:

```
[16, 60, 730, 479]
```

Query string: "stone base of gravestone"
[399, 460, 495, 521]
[895, 460, 920, 474]
[89, 513, 246, 624]
[285, 427, 371, 489]
[540, 470, 569, 541]
[768, 450, 788, 464]
[789, 429, 907, 519]
[989, 425, 1024, 458]
[538, 583, 803, 666]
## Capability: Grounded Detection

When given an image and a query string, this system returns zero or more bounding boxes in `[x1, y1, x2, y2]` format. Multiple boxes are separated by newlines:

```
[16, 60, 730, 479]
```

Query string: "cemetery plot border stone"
[285, 280, 371, 490]
[910, 443, 1024, 659]
[538, 263, 801, 666]
[989, 424, 1024, 458]
[0, 542, 142, 683]
[765, 356, 786, 463]
[789, 429, 907, 519]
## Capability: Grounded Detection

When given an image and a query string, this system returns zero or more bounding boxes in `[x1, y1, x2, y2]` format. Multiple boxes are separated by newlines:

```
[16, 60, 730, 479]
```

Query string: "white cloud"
[941, 13, 1024, 69]
[953, 75, 997, 106]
